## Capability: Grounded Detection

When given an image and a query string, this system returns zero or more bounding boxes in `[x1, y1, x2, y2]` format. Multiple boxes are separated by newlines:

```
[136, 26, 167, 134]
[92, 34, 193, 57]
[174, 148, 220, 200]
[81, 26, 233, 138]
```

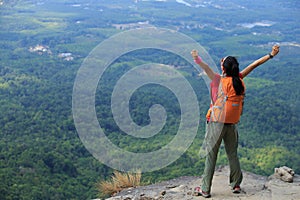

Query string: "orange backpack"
[210, 76, 245, 124]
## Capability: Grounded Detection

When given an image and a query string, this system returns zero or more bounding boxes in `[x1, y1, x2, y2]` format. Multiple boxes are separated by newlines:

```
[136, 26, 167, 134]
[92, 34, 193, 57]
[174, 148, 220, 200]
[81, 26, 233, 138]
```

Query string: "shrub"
[96, 170, 141, 197]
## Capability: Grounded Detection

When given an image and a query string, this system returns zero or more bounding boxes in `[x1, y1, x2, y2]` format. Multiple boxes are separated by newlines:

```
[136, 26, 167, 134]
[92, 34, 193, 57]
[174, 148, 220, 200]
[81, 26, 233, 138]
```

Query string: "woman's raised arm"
[241, 45, 280, 78]
[191, 49, 216, 80]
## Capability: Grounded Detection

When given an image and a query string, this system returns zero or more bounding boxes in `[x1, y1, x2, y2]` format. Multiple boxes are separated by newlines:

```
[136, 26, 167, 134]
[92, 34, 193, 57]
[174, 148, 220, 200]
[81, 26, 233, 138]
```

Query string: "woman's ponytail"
[223, 56, 245, 95]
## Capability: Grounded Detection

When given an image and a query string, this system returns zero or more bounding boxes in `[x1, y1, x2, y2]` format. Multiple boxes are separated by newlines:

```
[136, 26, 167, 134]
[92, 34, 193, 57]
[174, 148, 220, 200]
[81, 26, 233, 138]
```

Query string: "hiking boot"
[194, 186, 211, 198]
[232, 185, 241, 194]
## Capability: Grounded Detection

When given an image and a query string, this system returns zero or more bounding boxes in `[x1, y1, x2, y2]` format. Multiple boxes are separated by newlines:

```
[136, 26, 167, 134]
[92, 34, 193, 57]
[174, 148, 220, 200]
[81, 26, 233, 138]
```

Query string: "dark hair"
[223, 56, 244, 95]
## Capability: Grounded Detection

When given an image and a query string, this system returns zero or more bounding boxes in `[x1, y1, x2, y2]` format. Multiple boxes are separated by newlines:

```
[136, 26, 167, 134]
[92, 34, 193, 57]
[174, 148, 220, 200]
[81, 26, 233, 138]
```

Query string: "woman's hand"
[191, 49, 203, 64]
[191, 49, 199, 59]
[271, 45, 280, 57]
[190, 49, 215, 80]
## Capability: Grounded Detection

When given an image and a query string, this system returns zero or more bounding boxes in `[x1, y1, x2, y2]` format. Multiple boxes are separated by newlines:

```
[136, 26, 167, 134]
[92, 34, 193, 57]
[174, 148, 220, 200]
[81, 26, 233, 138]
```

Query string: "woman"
[191, 45, 280, 198]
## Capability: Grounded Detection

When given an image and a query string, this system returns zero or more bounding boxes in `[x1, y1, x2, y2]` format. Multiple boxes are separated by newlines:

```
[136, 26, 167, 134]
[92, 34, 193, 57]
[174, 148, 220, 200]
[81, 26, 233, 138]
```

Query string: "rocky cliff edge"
[101, 166, 300, 200]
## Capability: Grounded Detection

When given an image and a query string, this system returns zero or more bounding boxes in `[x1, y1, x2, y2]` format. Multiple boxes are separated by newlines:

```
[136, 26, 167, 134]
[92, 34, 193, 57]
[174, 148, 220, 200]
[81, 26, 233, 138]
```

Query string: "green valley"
[0, 0, 299, 199]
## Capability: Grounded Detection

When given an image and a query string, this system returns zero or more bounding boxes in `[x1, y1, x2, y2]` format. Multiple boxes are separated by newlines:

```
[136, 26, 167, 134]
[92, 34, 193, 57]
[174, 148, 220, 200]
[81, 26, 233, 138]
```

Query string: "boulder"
[274, 166, 295, 183]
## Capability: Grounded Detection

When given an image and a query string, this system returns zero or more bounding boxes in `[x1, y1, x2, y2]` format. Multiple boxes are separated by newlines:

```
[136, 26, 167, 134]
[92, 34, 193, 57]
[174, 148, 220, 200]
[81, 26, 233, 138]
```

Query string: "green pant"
[201, 123, 243, 193]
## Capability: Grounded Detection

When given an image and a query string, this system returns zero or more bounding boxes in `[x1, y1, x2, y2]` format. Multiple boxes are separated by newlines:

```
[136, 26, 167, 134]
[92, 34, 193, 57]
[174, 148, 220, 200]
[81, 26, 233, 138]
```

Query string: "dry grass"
[97, 170, 142, 197]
